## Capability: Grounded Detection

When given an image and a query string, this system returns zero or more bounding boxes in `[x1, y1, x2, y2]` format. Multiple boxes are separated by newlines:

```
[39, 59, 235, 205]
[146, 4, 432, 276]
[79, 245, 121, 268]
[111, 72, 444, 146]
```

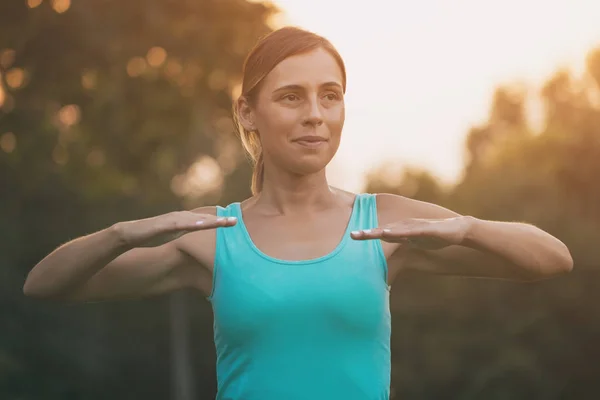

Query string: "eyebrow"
[272, 81, 343, 93]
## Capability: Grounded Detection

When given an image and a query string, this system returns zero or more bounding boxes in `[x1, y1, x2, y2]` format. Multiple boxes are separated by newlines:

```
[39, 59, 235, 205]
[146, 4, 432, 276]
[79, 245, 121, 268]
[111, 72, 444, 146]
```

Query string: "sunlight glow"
[171, 156, 224, 198]
[6, 68, 25, 89]
[147, 47, 167, 68]
[27, 0, 42, 9]
[0, 132, 16, 153]
[81, 70, 97, 90]
[58, 104, 81, 127]
[127, 57, 147, 77]
[267, 0, 600, 191]
[51, 0, 71, 14]
[165, 60, 183, 79]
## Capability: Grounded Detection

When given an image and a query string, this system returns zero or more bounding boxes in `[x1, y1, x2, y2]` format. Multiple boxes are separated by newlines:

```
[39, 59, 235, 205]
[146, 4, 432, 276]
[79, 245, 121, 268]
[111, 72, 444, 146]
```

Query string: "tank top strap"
[348, 193, 388, 283]
[214, 202, 248, 248]
[208, 203, 248, 301]
[347, 193, 381, 232]
[215, 203, 239, 218]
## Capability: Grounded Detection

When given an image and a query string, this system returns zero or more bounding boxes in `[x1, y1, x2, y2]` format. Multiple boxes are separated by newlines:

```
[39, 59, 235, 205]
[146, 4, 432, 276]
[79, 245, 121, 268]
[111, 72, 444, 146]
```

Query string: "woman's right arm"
[23, 208, 236, 302]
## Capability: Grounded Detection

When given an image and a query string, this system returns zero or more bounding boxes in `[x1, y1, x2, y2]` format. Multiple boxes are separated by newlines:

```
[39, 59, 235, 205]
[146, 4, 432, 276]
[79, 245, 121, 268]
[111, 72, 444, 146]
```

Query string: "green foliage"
[0, 0, 275, 398]
[367, 48, 600, 398]
[0, 0, 275, 207]
[2, 1, 600, 398]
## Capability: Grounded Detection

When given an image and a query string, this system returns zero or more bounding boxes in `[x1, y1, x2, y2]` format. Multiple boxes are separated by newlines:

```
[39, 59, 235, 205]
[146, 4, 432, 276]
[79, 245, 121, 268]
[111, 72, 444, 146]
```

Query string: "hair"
[232, 26, 347, 195]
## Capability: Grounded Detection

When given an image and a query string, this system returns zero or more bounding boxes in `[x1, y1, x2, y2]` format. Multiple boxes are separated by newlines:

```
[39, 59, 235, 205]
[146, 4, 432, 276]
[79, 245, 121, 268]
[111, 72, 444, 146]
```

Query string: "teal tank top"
[208, 193, 391, 400]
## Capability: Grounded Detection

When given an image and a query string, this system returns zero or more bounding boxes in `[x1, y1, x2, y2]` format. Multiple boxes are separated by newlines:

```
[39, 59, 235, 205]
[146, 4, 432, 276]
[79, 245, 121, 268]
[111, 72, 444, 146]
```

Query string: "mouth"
[292, 136, 328, 148]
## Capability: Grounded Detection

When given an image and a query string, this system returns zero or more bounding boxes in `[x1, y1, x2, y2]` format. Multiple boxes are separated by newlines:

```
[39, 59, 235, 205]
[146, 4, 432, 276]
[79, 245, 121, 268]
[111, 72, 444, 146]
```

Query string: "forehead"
[261, 48, 344, 90]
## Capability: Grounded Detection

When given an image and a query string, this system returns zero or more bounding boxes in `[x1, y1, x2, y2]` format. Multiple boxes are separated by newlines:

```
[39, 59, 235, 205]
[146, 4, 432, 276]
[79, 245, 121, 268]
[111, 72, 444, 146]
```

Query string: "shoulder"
[175, 205, 227, 253]
[190, 199, 249, 216]
[174, 204, 225, 267]
[190, 205, 219, 215]
[374, 193, 461, 225]
[332, 187, 358, 208]
[176, 205, 220, 249]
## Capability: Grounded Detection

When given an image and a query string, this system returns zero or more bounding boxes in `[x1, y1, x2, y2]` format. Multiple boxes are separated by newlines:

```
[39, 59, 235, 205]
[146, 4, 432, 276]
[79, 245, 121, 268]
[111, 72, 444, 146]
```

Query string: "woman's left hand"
[350, 216, 474, 250]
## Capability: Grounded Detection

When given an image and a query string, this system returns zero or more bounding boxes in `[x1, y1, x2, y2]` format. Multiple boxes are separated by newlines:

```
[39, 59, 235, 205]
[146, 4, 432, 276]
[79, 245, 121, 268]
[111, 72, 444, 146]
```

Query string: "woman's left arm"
[352, 194, 573, 282]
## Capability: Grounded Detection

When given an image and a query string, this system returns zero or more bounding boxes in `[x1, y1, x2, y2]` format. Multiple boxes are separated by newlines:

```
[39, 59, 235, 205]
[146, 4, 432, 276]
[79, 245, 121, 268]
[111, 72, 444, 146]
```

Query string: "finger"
[171, 216, 237, 231]
[193, 216, 237, 230]
[350, 228, 389, 240]
[352, 226, 435, 243]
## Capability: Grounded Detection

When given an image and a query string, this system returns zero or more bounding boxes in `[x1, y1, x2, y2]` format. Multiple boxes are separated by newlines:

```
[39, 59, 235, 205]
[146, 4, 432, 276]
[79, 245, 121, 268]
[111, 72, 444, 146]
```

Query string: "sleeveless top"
[208, 193, 391, 400]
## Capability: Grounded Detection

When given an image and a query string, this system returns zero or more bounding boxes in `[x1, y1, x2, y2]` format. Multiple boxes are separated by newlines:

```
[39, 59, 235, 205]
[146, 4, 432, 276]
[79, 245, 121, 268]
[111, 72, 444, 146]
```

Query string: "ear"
[236, 96, 256, 132]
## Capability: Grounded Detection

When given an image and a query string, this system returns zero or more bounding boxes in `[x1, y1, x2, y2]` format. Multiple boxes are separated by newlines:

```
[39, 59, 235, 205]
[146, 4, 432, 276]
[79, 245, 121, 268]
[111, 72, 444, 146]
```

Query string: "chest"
[212, 244, 390, 343]
[242, 210, 352, 261]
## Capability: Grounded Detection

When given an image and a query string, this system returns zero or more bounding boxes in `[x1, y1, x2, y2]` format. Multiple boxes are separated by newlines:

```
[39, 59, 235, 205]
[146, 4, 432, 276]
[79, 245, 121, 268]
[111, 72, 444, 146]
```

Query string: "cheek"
[255, 110, 298, 146]
[326, 105, 345, 134]
[257, 105, 297, 131]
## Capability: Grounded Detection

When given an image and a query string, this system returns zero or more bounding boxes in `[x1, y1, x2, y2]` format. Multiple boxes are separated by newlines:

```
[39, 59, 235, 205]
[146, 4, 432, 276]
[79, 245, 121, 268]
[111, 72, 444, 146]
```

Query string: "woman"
[24, 27, 573, 400]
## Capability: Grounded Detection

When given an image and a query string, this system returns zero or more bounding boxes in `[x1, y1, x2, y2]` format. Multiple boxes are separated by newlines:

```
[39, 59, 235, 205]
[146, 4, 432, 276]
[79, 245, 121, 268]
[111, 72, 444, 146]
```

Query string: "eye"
[323, 92, 341, 101]
[282, 93, 300, 102]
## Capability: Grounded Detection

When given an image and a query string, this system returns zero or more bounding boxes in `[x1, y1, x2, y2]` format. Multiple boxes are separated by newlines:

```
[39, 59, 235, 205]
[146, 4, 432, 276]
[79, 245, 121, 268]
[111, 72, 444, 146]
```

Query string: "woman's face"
[242, 47, 345, 176]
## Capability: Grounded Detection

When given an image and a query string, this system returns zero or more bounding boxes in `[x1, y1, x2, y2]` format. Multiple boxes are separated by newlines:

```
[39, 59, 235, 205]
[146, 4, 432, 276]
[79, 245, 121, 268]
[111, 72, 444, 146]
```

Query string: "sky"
[264, 0, 600, 192]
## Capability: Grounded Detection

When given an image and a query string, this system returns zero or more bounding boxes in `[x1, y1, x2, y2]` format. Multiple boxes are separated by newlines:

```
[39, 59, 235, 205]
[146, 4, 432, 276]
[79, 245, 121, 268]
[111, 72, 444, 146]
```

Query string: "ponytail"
[251, 152, 264, 195]
[233, 102, 264, 195]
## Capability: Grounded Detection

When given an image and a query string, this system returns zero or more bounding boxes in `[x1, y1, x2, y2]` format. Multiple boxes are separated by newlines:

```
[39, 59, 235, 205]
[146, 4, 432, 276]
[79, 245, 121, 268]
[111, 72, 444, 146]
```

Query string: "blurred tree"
[367, 47, 600, 399]
[3, 0, 600, 397]
[365, 162, 448, 204]
[0, 0, 276, 399]
[0, 0, 275, 207]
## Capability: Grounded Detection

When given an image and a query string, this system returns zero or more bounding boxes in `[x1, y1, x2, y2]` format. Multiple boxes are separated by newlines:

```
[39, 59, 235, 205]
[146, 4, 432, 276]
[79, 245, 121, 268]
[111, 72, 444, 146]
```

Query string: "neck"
[256, 167, 336, 215]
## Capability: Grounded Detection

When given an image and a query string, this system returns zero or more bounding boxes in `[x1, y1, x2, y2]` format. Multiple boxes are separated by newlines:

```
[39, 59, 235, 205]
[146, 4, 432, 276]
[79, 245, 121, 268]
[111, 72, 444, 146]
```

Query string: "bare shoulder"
[170, 204, 234, 296]
[375, 193, 461, 225]
[374, 193, 467, 280]
[190, 205, 219, 215]
[331, 187, 358, 208]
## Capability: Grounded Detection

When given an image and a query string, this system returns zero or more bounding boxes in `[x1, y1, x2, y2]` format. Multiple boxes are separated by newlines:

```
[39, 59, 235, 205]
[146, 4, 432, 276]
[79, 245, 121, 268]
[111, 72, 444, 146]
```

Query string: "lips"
[292, 136, 327, 143]
[292, 135, 328, 149]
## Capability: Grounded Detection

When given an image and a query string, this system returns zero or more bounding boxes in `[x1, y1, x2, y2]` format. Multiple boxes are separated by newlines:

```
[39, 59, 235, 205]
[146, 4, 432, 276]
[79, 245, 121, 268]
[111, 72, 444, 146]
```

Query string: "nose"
[302, 96, 323, 127]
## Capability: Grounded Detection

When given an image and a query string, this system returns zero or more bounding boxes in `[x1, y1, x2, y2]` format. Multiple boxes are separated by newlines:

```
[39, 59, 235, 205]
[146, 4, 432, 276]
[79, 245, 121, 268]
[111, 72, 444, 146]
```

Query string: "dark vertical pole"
[170, 291, 195, 400]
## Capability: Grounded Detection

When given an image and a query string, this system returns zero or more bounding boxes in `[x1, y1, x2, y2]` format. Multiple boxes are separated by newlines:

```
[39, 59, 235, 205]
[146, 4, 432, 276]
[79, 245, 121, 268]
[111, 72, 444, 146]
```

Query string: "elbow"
[23, 277, 48, 299]
[23, 274, 84, 303]
[23, 280, 42, 299]
[23, 263, 50, 298]
[549, 242, 574, 276]
[23, 273, 38, 297]
[555, 249, 574, 275]
[22, 267, 49, 298]
[522, 247, 574, 282]
[23, 275, 64, 300]
[23, 284, 71, 302]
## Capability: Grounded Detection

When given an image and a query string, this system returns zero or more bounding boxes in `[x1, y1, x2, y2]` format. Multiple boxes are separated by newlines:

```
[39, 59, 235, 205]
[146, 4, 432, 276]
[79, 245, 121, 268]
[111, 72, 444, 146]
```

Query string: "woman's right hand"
[114, 211, 237, 248]
[24, 207, 235, 301]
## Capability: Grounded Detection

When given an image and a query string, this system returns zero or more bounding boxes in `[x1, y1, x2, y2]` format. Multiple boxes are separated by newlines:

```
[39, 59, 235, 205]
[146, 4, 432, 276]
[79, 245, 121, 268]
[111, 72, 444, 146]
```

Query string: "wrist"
[459, 215, 480, 244]
[109, 222, 134, 249]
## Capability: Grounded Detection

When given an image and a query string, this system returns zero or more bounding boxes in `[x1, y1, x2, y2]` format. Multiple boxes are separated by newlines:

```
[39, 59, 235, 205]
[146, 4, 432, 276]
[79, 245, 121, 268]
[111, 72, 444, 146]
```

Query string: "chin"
[290, 155, 333, 176]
